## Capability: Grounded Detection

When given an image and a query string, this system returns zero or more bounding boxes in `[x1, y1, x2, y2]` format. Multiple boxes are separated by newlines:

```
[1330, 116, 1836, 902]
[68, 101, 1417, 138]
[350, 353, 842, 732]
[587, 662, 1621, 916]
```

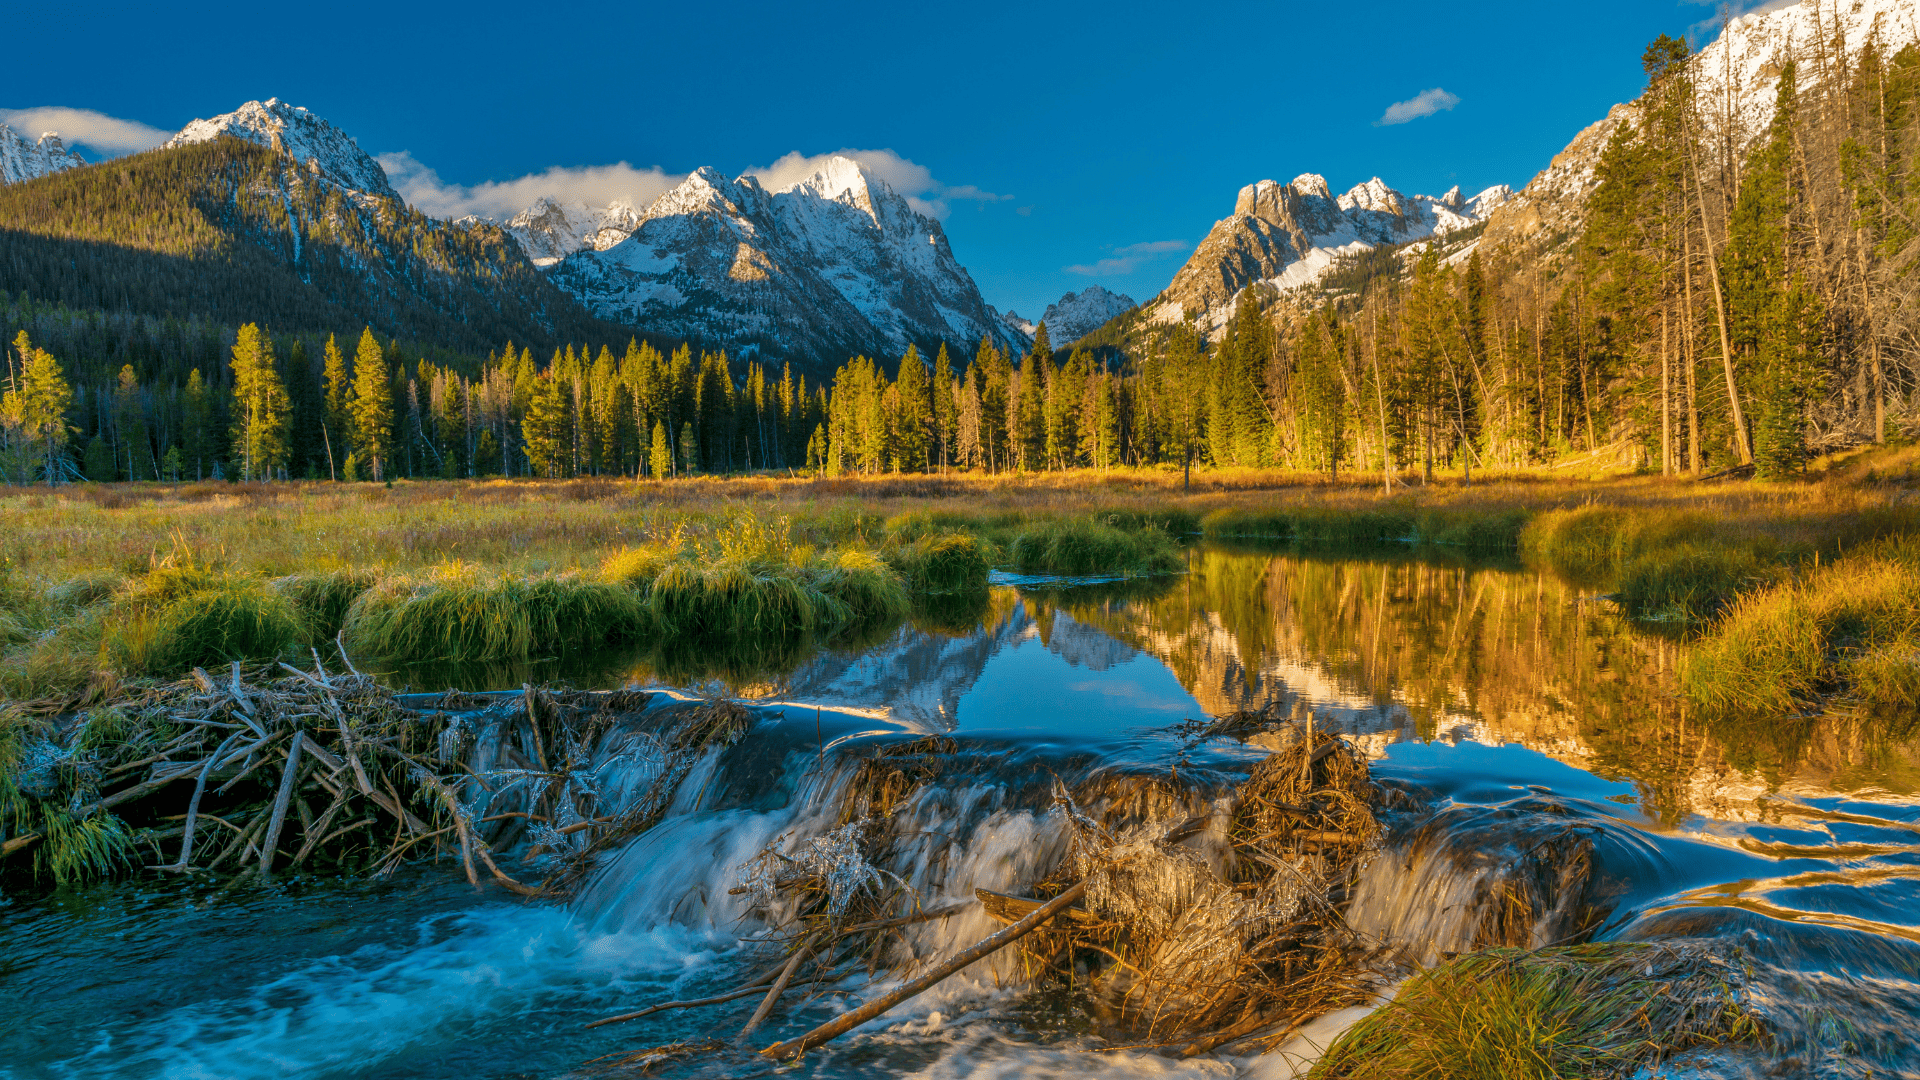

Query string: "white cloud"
[0, 106, 170, 156]
[377, 151, 685, 220]
[1066, 239, 1190, 276]
[1376, 88, 1461, 126]
[743, 148, 1008, 219]
[376, 145, 1008, 223]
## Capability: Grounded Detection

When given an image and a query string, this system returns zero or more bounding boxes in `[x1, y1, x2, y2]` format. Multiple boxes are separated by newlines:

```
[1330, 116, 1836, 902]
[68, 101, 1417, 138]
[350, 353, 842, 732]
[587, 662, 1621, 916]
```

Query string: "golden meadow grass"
[1, 449, 1916, 711]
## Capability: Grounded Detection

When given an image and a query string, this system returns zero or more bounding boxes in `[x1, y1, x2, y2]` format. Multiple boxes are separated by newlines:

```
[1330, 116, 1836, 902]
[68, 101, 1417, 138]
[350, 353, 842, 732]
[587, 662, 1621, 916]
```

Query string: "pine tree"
[1291, 314, 1346, 478]
[229, 322, 290, 481]
[322, 332, 350, 477]
[650, 418, 672, 478]
[522, 372, 567, 478]
[349, 327, 394, 481]
[183, 368, 213, 480]
[894, 345, 930, 472]
[932, 343, 956, 469]
[3, 332, 74, 484]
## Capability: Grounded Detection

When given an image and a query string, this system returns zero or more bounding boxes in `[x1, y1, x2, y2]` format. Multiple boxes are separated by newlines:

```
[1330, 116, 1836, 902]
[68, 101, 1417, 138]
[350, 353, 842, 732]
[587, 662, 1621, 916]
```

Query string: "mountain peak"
[165, 99, 395, 198]
[0, 123, 86, 185]
[1039, 286, 1138, 345]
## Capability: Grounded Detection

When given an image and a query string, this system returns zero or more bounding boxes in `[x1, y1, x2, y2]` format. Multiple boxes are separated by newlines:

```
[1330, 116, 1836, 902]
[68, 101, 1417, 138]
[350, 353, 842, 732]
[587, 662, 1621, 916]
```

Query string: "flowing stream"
[5, 544, 1918, 1079]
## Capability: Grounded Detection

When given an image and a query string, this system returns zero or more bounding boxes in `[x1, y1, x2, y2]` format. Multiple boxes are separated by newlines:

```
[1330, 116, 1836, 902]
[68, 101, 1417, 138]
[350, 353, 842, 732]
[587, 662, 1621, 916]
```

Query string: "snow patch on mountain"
[165, 99, 395, 198]
[505, 198, 644, 267]
[1038, 285, 1137, 344]
[1153, 174, 1507, 330]
[545, 155, 1026, 367]
[1488, 0, 1920, 248]
[0, 124, 86, 184]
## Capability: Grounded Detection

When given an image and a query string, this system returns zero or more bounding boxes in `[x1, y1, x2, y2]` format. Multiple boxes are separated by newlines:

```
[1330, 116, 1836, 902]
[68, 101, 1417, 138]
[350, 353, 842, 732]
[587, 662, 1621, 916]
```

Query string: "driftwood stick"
[2, 833, 40, 857]
[335, 630, 362, 677]
[738, 935, 815, 1044]
[258, 733, 306, 875]
[586, 982, 815, 1030]
[522, 684, 548, 772]
[162, 730, 242, 871]
[760, 883, 1085, 1059]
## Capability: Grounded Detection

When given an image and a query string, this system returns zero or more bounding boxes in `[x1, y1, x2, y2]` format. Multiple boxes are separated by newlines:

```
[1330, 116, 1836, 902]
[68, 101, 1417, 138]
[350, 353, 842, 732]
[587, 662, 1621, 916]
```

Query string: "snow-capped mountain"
[164, 98, 395, 198]
[999, 308, 1037, 340]
[1486, 0, 1920, 248]
[545, 156, 1028, 367]
[1151, 174, 1508, 328]
[0, 124, 86, 185]
[505, 198, 644, 267]
[1031, 285, 1137, 345]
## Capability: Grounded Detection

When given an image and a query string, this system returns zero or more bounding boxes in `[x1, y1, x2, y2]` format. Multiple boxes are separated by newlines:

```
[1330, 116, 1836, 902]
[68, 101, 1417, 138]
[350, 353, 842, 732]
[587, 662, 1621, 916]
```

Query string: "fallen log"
[759, 881, 1089, 1060]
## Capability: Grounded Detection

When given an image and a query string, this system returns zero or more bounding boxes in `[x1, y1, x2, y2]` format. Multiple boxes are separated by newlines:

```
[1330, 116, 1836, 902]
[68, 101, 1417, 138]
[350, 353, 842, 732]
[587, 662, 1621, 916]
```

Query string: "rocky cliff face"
[1484, 0, 1920, 249]
[504, 198, 644, 267]
[0, 124, 86, 185]
[545, 157, 1028, 368]
[1036, 285, 1137, 344]
[1151, 174, 1507, 330]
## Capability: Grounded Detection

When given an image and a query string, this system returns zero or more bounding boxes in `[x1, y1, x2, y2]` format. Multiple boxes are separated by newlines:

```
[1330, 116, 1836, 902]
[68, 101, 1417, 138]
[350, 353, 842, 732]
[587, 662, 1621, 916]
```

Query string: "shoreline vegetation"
[2, 449, 1917, 718]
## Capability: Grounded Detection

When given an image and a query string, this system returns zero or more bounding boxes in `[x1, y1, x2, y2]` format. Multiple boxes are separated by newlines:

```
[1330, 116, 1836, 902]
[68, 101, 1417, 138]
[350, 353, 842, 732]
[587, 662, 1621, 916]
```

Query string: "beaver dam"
[5, 547, 1919, 1079]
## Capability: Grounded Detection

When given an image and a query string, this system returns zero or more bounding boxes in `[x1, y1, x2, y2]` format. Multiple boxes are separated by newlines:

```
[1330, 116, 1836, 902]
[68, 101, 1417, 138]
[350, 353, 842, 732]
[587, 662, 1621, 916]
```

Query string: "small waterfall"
[1345, 802, 1600, 967]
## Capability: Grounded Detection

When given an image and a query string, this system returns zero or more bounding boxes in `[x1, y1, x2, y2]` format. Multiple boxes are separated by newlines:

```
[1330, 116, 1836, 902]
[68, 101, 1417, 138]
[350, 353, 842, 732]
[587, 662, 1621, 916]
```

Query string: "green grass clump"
[342, 563, 648, 663]
[46, 570, 124, 611]
[1, 707, 136, 885]
[884, 509, 988, 542]
[1417, 508, 1530, 550]
[649, 559, 832, 638]
[1095, 506, 1202, 535]
[599, 545, 678, 590]
[139, 577, 307, 674]
[1522, 506, 1725, 582]
[1616, 544, 1783, 625]
[1683, 542, 1920, 716]
[885, 532, 990, 594]
[276, 568, 380, 640]
[1311, 944, 1763, 1080]
[1202, 505, 1420, 547]
[811, 550, 912, 626]
[1007, 518, 1184, 576]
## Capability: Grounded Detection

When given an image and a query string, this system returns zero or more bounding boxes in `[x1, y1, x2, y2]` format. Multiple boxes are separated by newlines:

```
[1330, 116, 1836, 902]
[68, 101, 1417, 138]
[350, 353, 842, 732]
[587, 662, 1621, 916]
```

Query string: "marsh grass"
[884, 532, 991, 595]
[1008, 518, 1184, 576]
[0, 705, 137, 885]
[1311, 943, 1764, 1079]
[275, 568, 379, 640]
[1617, 545, 1784, 624]
[1683, 538, 1920, 716]
[342, 563, 648, 664]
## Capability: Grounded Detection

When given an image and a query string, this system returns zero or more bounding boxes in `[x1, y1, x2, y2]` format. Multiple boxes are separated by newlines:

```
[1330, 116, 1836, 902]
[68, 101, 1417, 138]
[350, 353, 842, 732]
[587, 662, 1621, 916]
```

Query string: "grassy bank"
[3, 452, 1917, 711]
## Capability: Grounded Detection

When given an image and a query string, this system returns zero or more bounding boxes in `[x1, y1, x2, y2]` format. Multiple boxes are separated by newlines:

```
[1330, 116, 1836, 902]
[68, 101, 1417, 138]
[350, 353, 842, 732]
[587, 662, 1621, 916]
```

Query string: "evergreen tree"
[321, 332, 350, 477]
[2, 332, 74, 484]
[183, 368, 213, 480]
[522, 372, 567, 478]
[229, 322, 290, 481]
[349, 327, 394, 481]
[650, 418, 672, 478]
[894, 344, 930, 472]
[932, 343, 956, 469]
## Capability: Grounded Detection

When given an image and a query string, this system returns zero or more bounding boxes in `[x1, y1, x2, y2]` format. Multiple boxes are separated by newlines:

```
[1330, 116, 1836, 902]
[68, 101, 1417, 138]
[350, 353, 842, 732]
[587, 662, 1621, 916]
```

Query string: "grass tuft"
[276, 568, 380, 641]
[885, 532, 990, 595]
[1311, 944, 1764, 1079]
[1616, 545, 1782, 625]
[342, 563, 648, 663]
[1008, 518, 1184, 576]
[139, 577, 307, 674]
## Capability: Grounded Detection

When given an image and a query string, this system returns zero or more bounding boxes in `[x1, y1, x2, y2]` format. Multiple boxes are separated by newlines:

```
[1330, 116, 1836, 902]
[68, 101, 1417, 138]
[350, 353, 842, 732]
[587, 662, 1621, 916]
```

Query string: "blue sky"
[7, 0, 1765, 320]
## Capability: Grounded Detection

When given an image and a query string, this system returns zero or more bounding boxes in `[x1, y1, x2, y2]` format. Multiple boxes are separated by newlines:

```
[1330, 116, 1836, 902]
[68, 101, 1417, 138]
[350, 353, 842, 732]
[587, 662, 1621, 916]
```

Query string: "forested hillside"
[0, 138, 641, 357]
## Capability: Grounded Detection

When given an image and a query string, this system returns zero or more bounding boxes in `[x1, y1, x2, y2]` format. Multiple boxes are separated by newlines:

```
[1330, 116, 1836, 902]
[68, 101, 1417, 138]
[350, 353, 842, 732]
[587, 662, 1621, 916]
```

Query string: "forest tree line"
[4, 25, 1919, 483]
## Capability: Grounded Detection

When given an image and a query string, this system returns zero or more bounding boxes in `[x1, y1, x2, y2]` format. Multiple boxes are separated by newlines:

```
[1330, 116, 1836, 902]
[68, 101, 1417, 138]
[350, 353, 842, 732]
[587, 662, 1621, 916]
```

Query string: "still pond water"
[4, 543, 1917, 1079]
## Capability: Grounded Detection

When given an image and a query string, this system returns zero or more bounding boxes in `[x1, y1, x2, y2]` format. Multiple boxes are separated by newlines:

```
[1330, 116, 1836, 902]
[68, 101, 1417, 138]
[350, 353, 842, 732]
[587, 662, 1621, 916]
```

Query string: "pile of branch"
[583, 719, 1393, 1061]
[1, 661, 751, 894]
